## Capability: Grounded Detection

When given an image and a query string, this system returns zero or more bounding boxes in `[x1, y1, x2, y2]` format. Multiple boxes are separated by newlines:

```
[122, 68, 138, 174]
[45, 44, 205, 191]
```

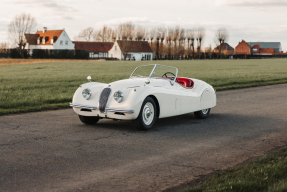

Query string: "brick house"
[235, 40, 282, 55]
[213, 43, 234, 55]
[73, 41, 114, 58]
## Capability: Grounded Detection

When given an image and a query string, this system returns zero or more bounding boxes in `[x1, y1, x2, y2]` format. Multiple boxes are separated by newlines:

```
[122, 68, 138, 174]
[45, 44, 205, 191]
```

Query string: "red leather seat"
[177, 77, 194, 88]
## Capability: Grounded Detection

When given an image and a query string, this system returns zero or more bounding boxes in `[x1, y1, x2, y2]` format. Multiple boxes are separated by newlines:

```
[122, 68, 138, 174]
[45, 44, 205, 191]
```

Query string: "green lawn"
[182, 147, 287, 192]
[1, 59, 287, 115]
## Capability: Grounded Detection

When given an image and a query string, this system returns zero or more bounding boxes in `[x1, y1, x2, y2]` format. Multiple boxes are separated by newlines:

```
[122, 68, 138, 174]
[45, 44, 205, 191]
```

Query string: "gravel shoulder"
[0, 84, 286, 192]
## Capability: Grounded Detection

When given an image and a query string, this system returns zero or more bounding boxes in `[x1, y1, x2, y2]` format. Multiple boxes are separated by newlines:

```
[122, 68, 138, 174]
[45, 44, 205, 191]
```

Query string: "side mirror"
[87, 76, 91, 82]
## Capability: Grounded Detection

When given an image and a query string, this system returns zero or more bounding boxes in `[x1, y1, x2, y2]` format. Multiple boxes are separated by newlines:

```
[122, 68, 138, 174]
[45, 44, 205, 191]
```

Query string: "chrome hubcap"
[202, 109, 209, 114]
[142, 102, 154, 125]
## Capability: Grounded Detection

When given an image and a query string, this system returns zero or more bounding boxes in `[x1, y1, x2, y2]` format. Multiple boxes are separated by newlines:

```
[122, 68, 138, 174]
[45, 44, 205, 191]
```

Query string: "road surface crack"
[0, 136, 47, 147]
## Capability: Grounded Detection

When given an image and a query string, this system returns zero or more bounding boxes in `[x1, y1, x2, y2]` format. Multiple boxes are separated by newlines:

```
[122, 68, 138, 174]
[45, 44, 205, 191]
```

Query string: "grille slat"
[99, 88, 111, 113]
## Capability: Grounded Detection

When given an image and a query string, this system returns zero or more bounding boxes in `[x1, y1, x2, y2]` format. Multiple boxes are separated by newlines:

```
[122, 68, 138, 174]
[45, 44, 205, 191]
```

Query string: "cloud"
[10, 0, 78, 12]
[218, 0, 287, 7]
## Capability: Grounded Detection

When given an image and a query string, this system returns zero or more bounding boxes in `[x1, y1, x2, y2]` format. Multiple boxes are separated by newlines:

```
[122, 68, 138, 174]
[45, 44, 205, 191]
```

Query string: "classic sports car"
[70, 64, 216, 130]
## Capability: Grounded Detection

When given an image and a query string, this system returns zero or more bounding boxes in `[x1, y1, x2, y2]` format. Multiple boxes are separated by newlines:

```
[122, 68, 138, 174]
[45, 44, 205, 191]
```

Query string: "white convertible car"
[70, 64, 216, 130]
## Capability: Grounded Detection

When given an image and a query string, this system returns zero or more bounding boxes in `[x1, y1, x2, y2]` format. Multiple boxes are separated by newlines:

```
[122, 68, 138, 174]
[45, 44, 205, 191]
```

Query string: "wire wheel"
[142, 102, 154, 125]
[202, 109, 209, 115]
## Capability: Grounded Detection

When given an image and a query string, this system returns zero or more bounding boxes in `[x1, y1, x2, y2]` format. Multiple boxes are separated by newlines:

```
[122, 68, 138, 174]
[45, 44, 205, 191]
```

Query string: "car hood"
[107, 78, 166, 90]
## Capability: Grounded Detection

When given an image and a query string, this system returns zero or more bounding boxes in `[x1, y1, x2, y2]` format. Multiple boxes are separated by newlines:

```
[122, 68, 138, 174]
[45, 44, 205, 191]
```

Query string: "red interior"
[177, 77, 194, 88]
[162, 77, 194, 88]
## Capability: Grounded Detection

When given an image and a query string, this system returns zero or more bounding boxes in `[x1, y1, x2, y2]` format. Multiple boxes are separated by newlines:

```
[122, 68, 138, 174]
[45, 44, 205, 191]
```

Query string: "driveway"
[0, 84, 287, 192]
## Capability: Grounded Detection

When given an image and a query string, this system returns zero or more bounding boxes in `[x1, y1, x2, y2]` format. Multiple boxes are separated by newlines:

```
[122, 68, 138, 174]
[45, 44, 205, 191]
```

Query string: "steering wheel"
[162, 72, 178, 82]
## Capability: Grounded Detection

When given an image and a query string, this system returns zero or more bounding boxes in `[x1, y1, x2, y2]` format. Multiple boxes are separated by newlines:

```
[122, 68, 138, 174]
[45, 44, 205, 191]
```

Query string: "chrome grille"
[99, 88, 111, 113]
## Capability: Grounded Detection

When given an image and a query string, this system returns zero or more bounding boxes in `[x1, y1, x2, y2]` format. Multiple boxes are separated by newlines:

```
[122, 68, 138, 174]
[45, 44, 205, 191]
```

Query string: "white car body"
[70, 64, 216, 126]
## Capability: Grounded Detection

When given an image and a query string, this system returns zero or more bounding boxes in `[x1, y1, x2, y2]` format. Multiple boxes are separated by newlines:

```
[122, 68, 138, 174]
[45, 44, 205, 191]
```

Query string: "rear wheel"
[135, 97, 157, 131]
[194, 108, 210, 119]
[78, 115, 99, 125]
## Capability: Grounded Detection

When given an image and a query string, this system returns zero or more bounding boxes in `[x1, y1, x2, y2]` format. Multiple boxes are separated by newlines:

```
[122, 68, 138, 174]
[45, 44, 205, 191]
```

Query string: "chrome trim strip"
[70, 103, 97, 110]
[105, 108, 134, 114]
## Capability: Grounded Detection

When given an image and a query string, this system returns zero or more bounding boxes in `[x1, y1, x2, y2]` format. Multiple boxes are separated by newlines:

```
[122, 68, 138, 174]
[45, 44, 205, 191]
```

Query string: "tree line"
[75, 22, 230, 59]
[1, 13, 230, 59]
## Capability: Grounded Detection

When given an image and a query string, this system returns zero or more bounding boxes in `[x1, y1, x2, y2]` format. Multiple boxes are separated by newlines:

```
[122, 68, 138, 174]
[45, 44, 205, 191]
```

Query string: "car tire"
[194, 108, 210, 119]
[78, 115, 100, 125]
[135, 97, 157, 131]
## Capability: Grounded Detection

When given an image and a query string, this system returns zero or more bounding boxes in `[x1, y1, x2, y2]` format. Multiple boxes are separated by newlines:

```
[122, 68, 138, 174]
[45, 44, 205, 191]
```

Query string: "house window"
[60, 40, 63, 45]
[65, 41, 68, 45]
[253, 48, 257, 52]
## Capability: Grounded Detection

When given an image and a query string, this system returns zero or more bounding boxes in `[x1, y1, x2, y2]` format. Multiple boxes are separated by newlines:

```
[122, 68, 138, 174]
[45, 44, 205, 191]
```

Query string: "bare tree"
[117, 22, 135, 60]
[196, 27, 205, 59]
[77, 27, 95, 42]
[149, 28, 156, 45]
[172, 26, 180, 59]
[135, 27, 145, 41]
[178, 28, 185, 59]
[186, 30, 194, 59]
[215, 27, 229, 58]
[94, 25, 113, 42]
[111, 28, 117, 42]
[170, 26, 185, 59]
[166, 28, 174, 59]
[0, 42, 10, 51]
[118, 22, 134, 40]
[8, 13, 37, 55]
[155, 27, 166, 59]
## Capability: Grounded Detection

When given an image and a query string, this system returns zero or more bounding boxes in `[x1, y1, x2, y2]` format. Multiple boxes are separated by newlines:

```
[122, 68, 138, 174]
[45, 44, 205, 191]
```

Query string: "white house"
[73, 41, 114, 58]
[109, 40, 153, 61]
[25, 27, 74, 52]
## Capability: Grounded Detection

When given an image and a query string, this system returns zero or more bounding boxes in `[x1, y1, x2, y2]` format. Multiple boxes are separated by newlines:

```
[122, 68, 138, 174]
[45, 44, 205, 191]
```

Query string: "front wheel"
[135, 97, 157, 131]
[78, 115, 99, 125]
[194, 108, 210, 119]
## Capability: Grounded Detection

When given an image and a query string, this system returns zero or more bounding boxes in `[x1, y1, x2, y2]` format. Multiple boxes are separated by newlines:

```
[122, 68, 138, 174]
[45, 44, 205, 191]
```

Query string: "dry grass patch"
[0, 58, 94, 66]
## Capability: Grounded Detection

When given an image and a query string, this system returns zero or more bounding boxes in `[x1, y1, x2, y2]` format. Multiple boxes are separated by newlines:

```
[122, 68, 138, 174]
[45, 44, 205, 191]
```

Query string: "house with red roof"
[25, 27, 75, 51]
[108, 40, 153, 61]
[73, 41, 114, 58]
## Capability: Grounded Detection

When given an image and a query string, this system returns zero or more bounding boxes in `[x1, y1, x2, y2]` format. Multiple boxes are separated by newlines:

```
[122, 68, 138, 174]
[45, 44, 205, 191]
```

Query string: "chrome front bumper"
[105, 108, 134, 114]
[70, 103, 97, 110]
[70, 103, 134, 114]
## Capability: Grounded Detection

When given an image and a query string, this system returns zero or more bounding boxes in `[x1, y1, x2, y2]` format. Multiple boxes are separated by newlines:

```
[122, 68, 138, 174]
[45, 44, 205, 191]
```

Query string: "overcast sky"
[1, 0, 287, 51]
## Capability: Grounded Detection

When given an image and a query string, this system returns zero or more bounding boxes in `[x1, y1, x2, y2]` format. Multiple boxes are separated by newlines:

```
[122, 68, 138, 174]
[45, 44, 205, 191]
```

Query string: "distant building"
[235, 40, 282, 55]
[73, 41, 114, 58]
[109, 40, 153, 61]
[213, 43, 234, 55]
[25, 27, 75, 52]
[247, 42, 282, 53]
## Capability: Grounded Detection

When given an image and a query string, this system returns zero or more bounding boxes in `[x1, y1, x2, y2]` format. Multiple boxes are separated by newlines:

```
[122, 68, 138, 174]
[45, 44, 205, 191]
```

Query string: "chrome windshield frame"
[130, 64, 178, 84]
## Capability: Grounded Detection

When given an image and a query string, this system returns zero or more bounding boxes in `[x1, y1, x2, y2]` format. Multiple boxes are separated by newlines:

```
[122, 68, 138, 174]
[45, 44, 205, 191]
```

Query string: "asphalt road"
[1, 84, 287, 192]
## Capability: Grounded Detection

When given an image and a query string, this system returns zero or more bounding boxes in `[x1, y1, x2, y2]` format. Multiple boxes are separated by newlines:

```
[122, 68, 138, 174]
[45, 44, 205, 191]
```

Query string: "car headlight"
[114, 90, 123, 103]
[82, 88, 92, 100]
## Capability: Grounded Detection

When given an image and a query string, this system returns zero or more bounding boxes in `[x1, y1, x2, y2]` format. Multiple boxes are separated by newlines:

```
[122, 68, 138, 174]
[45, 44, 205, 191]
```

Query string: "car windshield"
[130, 64, 178, 79]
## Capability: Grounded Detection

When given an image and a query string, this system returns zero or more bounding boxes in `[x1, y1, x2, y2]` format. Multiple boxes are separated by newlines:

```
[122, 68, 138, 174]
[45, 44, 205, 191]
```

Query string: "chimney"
[43, 27, 47, 33]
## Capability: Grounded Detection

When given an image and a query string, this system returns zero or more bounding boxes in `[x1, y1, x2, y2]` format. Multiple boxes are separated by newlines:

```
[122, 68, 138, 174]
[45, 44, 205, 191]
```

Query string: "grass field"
[0, 59, 287, 115]
[183, 147, 287, 192]
[0, 58, 94, 66]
